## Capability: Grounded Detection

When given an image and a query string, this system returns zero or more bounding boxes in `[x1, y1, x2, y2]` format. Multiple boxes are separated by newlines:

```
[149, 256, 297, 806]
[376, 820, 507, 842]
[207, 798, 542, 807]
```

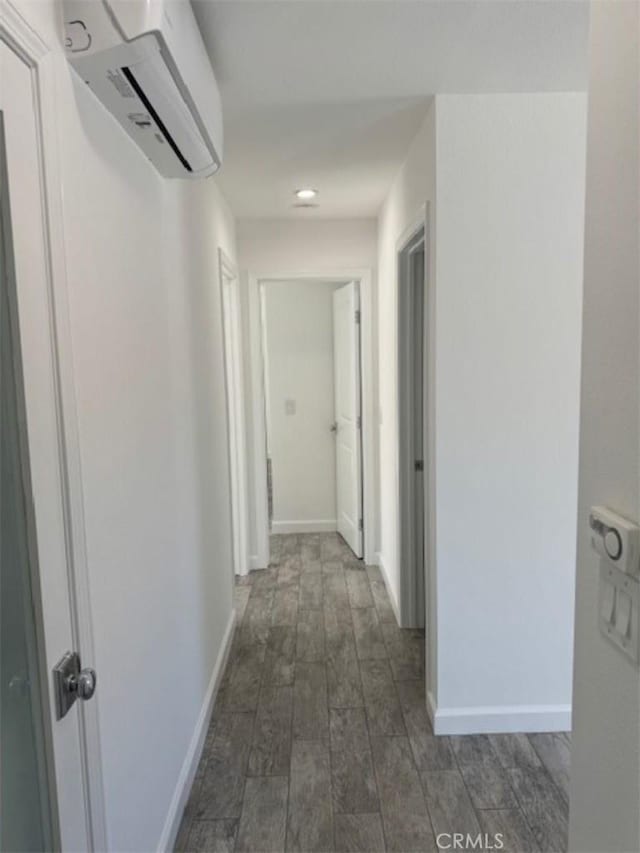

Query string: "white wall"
[433, 93, 586, 729]
[263, 280, 342, 530]
[377, 100, 437, 648]
[237, 218, 377, 563]
[569, 3, 640, 850]
[15, 3, 236, 849]
[377, 94, 587, 729]
[237, 218, 378, 274]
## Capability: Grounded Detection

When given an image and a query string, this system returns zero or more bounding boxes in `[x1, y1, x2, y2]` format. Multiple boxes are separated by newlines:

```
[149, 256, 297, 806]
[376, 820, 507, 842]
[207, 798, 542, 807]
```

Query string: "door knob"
[70, 667, 97, 701]
[330, 422, 338, 433]
[53, 651, 98, 719]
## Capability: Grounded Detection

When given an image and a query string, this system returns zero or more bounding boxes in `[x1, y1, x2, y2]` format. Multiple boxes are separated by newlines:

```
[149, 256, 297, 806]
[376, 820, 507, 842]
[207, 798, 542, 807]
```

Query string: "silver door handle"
[71, 667, 97, 701]
[330, 422, 338, 433]
[53, 651, 97, 719]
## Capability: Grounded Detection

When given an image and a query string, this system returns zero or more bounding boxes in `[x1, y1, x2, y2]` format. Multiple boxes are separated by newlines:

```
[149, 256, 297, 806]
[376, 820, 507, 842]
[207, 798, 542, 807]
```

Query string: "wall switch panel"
[599, 563, 639, 666]
[284, 399, 296, 416]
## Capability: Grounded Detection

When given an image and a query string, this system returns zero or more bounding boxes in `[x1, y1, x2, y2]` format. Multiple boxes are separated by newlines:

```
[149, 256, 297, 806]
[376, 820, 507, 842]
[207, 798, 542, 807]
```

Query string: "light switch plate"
[599, 563, 640, 666]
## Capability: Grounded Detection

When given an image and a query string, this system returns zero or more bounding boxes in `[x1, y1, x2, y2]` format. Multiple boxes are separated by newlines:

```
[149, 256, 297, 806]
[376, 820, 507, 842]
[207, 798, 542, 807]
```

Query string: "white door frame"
[395, 204, 436, 699]
[219, 248, 250, 576]
[0, 2, 106, 848]
[246, 268, 376, 567]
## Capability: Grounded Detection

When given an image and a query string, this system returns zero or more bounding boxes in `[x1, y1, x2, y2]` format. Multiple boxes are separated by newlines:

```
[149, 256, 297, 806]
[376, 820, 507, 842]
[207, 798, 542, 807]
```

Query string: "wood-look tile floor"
[175, 533, 571, 853]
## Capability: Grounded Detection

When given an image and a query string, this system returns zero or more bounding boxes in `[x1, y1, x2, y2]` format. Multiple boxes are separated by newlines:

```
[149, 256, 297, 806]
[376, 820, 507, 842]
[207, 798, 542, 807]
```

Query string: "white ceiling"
[192, 1, 590, 219]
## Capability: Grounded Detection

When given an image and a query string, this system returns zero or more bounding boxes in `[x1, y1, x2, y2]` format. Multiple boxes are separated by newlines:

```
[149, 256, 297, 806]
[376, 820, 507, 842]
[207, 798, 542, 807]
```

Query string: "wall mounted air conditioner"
[63, 0, 223, 178]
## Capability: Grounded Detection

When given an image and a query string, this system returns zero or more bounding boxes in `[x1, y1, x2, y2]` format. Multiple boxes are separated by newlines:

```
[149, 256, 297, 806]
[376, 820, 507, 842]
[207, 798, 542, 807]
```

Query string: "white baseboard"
[376, 552, 401, 624]
[272, 519, 337, 535]
[373, 554, 572, 737]
[158, 610, 236, 852]
[432, 702, 572, 735]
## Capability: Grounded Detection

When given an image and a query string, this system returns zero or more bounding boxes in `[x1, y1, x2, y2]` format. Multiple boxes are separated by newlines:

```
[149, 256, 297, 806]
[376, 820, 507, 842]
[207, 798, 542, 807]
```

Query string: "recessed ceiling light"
[295, 188, 318, 200]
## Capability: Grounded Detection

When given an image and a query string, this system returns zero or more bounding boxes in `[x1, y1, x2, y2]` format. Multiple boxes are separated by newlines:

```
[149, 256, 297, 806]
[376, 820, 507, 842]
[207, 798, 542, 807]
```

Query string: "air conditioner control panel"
[591, 506, 640, 667]
[589, 506, 639, 576]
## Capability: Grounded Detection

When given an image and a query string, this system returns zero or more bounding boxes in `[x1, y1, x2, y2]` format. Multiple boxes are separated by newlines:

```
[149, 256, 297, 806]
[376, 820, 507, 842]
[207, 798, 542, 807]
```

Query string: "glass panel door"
[0, 114, 54, 852]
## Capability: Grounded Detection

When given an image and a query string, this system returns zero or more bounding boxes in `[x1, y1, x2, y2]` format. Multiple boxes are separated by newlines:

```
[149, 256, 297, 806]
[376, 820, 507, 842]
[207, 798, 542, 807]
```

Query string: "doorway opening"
[247, 270, 375, 568]
[397, 212, 431, 634]
[261, 278, 362, 555]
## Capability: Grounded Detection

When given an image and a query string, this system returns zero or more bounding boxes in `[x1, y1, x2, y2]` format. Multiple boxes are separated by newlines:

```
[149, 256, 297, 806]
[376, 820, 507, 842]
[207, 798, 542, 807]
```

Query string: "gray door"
[411, 246, 426, 625]
[0, 114, 55, 852]
[397, 224, 427, 628]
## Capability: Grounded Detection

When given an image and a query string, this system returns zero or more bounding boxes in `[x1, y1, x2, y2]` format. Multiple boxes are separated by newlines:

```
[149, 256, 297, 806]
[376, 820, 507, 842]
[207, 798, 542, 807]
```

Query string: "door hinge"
[355, 309, 361, 324]
[358, 518, 364, 531]
[414, 460, 424, 472]
[356, 415, 362, 429]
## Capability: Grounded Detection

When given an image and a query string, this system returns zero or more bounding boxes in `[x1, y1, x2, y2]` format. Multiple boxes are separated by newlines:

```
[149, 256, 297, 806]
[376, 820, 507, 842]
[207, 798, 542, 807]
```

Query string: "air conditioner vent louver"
[121, 66, 193, 172]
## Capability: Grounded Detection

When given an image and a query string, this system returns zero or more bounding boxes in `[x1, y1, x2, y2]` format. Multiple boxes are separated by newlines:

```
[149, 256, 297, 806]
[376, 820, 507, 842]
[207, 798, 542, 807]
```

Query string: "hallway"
[175, 534, 571, 852]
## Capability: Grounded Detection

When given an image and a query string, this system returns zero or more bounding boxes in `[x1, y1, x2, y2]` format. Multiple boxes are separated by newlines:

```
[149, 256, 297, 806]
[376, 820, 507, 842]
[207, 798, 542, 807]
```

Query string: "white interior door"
[332, 282, 363, 557]
[1, 40, 92, 850]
